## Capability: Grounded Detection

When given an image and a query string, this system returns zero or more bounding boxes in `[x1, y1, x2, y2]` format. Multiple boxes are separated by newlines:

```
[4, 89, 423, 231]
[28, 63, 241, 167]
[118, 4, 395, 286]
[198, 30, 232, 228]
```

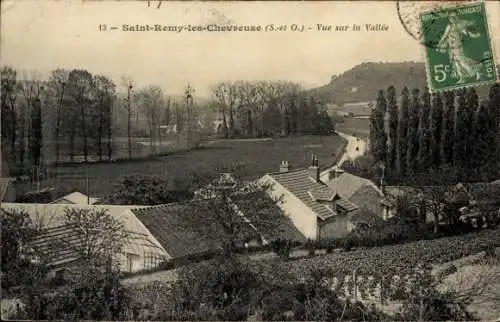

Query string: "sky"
[1, 0, 499, 97]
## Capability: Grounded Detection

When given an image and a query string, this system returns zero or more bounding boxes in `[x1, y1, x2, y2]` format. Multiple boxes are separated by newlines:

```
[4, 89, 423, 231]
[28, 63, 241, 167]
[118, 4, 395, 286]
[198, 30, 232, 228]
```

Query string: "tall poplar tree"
[473, 100, 491, 167]
[371, 90, 387, 164]
[386, 86, 398, 179]
[488, 83, 500, 163]
[30, 97, 43, 167]
[406, 88, 420, 174]
[429, 92, 443, 168]
[464, 88, 478, 168]
[454, 88, 468, 166]
[417, 87, 431, 171]
[441, 90, 455, 166]
[396, 87, 409, 177]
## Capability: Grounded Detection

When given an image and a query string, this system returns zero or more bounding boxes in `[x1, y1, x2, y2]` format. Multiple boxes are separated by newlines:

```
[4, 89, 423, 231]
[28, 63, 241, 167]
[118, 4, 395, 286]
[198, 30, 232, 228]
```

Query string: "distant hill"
[307, 62, 500, 104]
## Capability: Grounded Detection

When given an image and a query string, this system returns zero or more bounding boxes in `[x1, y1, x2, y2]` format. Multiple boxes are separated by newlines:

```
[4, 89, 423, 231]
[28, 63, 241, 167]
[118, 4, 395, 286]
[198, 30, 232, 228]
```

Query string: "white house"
[260, 156, 380, 241]
[50, 191, 100, 205]
[0, 203, 168, 274]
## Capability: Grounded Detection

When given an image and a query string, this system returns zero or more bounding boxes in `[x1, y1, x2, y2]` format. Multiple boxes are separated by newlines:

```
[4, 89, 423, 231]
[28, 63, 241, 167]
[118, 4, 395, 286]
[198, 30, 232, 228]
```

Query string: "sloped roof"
[349, 208, 383, 225]
[0, 203, 151, 266]
[326, 172, 379, 199]
[336, 198, 359, 212]
[0, 178, 13, 201]
[1, 203, 141, 229]
[50, 191, 100, 205]
[268, 169, 355, 220]
[232, 192, 306, 243]
[350, 185, 384, 217]
[309, 186, 337, 202]
[132, 202, 243, 259]
[463, 181, 500, 204]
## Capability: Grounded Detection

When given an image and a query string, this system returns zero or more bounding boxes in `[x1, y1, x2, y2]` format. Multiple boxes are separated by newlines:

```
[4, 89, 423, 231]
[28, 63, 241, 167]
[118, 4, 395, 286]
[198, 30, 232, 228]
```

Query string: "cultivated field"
[37, 135, 346, 197]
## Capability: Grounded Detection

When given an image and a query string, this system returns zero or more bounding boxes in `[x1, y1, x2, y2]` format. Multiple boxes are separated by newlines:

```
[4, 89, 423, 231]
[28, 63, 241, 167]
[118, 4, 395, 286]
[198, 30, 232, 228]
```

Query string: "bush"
[24, 270, 132, 320]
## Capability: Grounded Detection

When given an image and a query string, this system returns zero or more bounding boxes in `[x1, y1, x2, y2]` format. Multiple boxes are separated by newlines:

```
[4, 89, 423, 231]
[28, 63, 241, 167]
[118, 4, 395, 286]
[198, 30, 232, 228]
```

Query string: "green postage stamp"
[420, 2, 498, 92]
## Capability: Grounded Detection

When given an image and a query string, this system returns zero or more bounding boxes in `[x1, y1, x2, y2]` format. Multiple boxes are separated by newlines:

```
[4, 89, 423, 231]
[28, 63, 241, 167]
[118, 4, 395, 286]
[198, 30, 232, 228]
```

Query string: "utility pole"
[185, 84, 194, 150]
[126, 84, 133, 159]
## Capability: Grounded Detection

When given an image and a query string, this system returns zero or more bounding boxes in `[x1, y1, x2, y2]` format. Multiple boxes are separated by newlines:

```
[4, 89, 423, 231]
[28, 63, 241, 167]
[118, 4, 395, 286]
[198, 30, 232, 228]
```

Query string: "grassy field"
[35, 135, 346, 198]
[335, 117, 370, 138]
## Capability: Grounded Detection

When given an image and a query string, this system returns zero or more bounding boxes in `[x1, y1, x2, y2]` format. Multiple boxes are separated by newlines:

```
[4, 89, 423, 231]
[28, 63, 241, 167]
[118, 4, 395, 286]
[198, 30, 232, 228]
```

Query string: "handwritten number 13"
[148, 1, 163, 9]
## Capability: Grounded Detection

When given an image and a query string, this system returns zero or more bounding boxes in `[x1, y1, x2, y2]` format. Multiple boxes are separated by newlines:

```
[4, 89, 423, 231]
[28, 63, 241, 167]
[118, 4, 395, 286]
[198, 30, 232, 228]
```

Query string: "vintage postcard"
[1, 1, 500, 321]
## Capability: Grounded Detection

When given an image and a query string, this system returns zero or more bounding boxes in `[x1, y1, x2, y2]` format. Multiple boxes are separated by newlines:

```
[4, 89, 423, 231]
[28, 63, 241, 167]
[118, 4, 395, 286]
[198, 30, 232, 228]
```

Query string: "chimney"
[279, 160, 290, 173]
[309, 154, 320, 182]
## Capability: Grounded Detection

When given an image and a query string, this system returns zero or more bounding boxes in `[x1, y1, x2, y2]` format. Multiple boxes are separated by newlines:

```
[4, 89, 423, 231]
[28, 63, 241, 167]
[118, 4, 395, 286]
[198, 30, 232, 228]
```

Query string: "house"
[50, 191, 100, 205]
[0, 203, 168, 274]
[159, 124, 177, 134]
[0, 177, 16, 202]
[132, 196, 306, 262]
[381, 186, 433, 222]
[132, 201, 264, 261]
[260, 156, 378, 240]
[381, 179, 500, 225]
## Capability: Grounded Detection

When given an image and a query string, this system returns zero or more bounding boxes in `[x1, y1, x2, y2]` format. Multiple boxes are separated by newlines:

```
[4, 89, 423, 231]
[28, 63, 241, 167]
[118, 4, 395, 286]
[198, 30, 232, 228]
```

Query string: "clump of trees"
[368, 83, 500, 184]
[1, 66, 117, 175]
[211, 81, 334, 139]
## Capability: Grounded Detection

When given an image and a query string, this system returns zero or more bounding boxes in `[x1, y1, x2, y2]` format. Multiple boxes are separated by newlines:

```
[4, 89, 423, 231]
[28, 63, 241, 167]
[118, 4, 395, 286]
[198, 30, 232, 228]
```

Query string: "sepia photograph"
[1, 0, 500, 320]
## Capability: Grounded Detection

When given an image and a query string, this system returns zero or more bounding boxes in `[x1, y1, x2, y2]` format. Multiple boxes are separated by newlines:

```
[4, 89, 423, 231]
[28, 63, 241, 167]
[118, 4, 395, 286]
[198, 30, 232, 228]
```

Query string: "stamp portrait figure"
[436, 12, 482, 84]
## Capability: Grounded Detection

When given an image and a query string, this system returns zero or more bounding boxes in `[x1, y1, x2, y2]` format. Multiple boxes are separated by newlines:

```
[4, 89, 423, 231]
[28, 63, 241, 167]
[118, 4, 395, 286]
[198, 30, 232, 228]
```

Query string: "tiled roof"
[1, 203, 141, 229]
[326, 172, 379, 199]
[0, 203, 150, 266]
[133, 201, 262, 259]
[309, 186, 337, 201]
[350, 185, 384, 217]
[336, 198, 359, 213]
[349, 208, 383, 225]
[29, 224, 82, 266]
[384, 181, 500, 207]
[50, 191, 100, 205]
[268, 169, 354, 220]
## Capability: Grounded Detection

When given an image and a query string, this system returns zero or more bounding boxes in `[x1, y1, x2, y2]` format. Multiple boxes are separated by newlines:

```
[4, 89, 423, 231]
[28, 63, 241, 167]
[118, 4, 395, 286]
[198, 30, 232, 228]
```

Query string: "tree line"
[1, 66, 117, 172]
[1, 66, 336, 177]
[369, 83, 500, 184]
[211, 81, 334, 138]
[0, 66, 198, 175]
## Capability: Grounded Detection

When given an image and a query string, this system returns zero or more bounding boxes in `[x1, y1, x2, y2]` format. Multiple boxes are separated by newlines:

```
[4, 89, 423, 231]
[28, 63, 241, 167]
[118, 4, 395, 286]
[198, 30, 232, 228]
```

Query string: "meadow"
[38, 134, 346, 198]
[335, 117, 371, 138]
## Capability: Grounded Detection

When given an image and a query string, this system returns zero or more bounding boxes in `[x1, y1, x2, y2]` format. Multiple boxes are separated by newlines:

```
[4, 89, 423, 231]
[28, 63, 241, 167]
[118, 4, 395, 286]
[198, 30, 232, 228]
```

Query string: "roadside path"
[320, 131, 367, 182]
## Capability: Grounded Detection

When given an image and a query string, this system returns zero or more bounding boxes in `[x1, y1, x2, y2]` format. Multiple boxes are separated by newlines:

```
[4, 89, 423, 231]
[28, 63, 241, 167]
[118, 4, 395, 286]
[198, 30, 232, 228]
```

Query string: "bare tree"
[93, 75, 116, 161]
[235, 81, 261, 137]
[213, 82, 238, 138]
[67, 69, 94, 162]
[121, 76, 134, 159]
[47, 69, 69, 164]
[18, 70, 45, 172]
[1, 66, 19, 167]
[135, 85, 165, 154]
